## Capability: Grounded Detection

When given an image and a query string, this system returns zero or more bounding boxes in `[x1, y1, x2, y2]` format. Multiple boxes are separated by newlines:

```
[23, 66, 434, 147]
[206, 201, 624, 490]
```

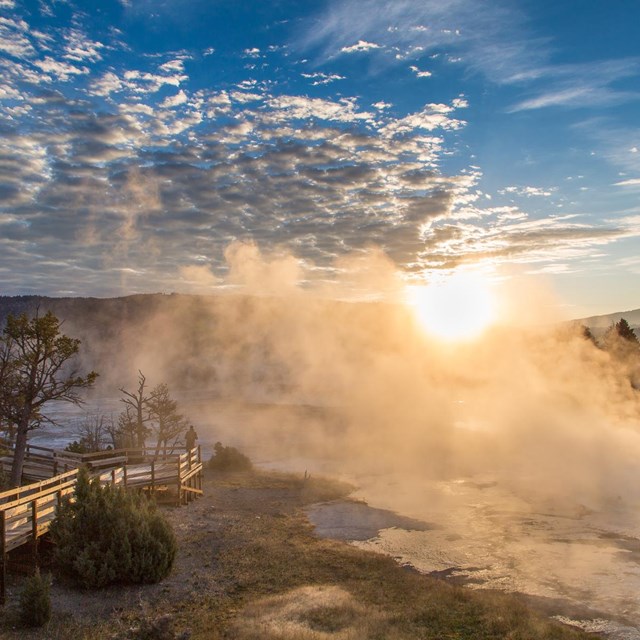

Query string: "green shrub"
[64, 439, 88, 454]
[208, 441, 252, 472]
[49, 467, 177, 589]
[19, 569, 51, 627]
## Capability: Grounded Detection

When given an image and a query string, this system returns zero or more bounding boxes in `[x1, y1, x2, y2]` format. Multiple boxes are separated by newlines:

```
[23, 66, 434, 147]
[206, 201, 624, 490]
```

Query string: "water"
[309, 470, 640, 639]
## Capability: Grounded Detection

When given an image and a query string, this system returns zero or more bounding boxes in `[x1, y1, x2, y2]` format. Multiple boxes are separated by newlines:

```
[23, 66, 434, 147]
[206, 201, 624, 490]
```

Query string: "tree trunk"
[136, 402, 145, 450]
[9, 416, 30, 487]
[154, 426, 164, 458]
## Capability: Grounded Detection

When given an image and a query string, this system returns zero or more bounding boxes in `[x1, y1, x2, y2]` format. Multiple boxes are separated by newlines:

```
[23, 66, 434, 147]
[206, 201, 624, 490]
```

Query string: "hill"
[576, 307, 640, 336]
[0, 293, 402, 404]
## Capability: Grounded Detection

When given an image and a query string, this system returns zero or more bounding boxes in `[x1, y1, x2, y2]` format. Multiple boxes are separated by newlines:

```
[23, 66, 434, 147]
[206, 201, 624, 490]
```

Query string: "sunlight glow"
[406, 271, 497, 341]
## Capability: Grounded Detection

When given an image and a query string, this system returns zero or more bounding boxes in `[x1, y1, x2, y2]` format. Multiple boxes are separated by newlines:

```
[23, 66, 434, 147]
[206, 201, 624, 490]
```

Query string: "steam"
[65, 241, 640, 513]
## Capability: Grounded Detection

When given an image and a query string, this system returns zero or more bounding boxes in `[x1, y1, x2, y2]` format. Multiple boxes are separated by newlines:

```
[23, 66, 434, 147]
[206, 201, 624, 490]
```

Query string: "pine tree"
[50, 468, 176, 588]
[615, 318, 639, 344]
[0, 311, 97, 486]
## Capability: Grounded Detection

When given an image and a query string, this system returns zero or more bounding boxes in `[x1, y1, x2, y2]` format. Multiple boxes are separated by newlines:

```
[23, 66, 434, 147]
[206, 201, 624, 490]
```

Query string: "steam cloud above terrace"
[76, 242, 640, 516]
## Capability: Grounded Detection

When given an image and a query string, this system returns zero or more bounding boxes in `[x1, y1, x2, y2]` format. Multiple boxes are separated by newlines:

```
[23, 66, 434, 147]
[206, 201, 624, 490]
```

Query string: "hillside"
[577, 307, 640, 332]
[0, 293, 404, 404]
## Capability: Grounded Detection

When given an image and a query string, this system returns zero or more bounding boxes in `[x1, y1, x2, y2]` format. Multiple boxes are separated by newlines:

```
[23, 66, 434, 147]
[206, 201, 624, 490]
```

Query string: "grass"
[0, 469, 599, 640]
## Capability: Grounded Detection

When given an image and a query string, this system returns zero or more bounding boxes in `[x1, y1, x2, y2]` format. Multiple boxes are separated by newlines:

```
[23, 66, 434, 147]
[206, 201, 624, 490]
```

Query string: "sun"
[406, 271, 497, 341]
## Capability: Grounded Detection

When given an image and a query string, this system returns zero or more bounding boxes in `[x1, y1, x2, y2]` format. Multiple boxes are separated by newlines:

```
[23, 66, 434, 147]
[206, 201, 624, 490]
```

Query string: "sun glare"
[406, 271, 497, 341]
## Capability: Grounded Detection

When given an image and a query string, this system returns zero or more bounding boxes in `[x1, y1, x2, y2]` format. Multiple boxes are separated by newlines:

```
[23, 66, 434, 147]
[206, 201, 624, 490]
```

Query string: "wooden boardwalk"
[0, 445, 204, 602]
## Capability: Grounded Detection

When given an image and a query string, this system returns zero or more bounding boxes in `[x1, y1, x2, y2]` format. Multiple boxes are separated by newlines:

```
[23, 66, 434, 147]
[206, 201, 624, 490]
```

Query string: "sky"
[1, 0, 639, 317]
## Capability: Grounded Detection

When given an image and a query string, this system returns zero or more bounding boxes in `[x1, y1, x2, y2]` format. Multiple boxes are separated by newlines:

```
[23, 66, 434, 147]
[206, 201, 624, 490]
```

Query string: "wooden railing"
[0, 469, 79, 603]
[95, 446, 203, 504]
[0, 445, 204, 602]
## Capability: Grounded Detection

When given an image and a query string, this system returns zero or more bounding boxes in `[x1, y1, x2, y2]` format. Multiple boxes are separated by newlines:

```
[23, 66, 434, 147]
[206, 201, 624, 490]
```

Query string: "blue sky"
[1, 0, 639, 316]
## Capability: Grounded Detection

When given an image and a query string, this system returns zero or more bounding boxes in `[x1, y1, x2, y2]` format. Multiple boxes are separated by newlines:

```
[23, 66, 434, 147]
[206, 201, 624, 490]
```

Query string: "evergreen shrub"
[208, 441, 252, 472]
[19, 569, 51, 627]
[49, 467, 177, 589]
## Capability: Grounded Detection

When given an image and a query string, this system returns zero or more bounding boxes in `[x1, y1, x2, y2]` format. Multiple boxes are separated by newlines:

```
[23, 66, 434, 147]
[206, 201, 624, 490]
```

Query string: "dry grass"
[0, 469, 600, 640]
[230, 585, 383, 640]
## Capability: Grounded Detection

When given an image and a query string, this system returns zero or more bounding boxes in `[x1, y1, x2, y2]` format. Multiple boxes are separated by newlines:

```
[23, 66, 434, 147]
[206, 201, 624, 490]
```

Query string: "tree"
[146, 383, 188, 456]
[0, 337, 17, 444]
[50, 467, 176, 588]
[614, 318, 639, 344]
[66, 413, 113, 453]
[0, 311, 98, 486]
[111, 405, 138, 449]
[119, 371, 153, 449]
[580, 325, 597, 345]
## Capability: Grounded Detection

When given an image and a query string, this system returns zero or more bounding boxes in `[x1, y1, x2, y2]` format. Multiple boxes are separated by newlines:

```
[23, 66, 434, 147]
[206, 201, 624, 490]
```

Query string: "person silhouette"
[185, 425, 198, 451]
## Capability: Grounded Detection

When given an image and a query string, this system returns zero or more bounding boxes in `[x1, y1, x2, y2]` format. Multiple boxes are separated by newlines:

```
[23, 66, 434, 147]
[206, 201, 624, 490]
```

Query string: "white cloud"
[0, 82, 23, 100]
[0, 16, 37, 58]
[230, 90, 263, 104]
[301, 0, 542, 84]
[91, 67, 188, 97]
[160, 89, 188, 108]
[267, 95, 374, 124]
[409, 65, 432, 78]
[90, 71, 124, 96]
[34, 56, 88, 81]
[63, 29, 104, 63]
[500, 186, 555, 198]
[508, 59, 640, 112]
[301, 71, 345, 85]
[160, 59, 186, 73]
[614, 178, 640, 187]
[381, 101, 466, 137]
[341, 40, 381, 53]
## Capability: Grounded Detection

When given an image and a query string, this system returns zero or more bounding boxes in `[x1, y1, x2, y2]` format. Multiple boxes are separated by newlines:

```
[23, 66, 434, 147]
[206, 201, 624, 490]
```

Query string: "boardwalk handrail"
[0, 469, 79, 507]
[2, 444, 195, 485]
[0, 468, 80, 603]
[0, 445, 203, 603]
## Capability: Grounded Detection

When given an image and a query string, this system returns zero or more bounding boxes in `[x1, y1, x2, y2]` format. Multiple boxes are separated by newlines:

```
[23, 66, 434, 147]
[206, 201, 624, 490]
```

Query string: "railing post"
[123, 463, 128, 489]
[31, 499, 39, 571]
[0, 510, 6, 605]
[111, 469, 116, 486]
[151, 460, 155, 488]
[31, 499, 38, 543]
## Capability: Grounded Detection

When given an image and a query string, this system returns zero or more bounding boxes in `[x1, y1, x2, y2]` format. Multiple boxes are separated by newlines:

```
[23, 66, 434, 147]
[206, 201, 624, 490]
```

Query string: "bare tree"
[119, 371, 154, 449]
[69, 413, 113, 452]
[0, 311, 98, 486]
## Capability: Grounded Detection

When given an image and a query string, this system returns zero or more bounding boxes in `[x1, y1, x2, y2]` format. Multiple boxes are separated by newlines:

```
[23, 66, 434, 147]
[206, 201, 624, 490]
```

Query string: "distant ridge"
[2, 294, 639, 331]
[577, 307, 640, 331]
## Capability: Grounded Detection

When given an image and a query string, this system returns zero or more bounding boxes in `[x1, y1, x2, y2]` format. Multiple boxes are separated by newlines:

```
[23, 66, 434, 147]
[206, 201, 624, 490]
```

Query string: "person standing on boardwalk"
[185, 424, 198, 451]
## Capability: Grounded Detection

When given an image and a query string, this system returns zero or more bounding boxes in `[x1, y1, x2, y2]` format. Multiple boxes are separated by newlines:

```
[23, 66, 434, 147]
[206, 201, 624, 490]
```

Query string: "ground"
[0, 468, 598, 640]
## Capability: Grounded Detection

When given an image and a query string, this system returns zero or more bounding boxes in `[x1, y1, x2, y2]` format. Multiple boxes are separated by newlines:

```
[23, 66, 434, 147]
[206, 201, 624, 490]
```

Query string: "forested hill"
[0, 293, 221, 394]
[0, 293, 294, 397]
[0, 293, 394, 401]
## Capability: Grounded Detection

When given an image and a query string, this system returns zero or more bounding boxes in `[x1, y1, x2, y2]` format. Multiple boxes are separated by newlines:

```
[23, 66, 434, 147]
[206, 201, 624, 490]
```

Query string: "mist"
[55, 242, 639, 517]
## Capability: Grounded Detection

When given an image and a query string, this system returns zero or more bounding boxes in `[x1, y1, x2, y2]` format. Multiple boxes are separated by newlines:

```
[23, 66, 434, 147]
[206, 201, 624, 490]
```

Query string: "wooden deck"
[0, 445, 204, 603]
